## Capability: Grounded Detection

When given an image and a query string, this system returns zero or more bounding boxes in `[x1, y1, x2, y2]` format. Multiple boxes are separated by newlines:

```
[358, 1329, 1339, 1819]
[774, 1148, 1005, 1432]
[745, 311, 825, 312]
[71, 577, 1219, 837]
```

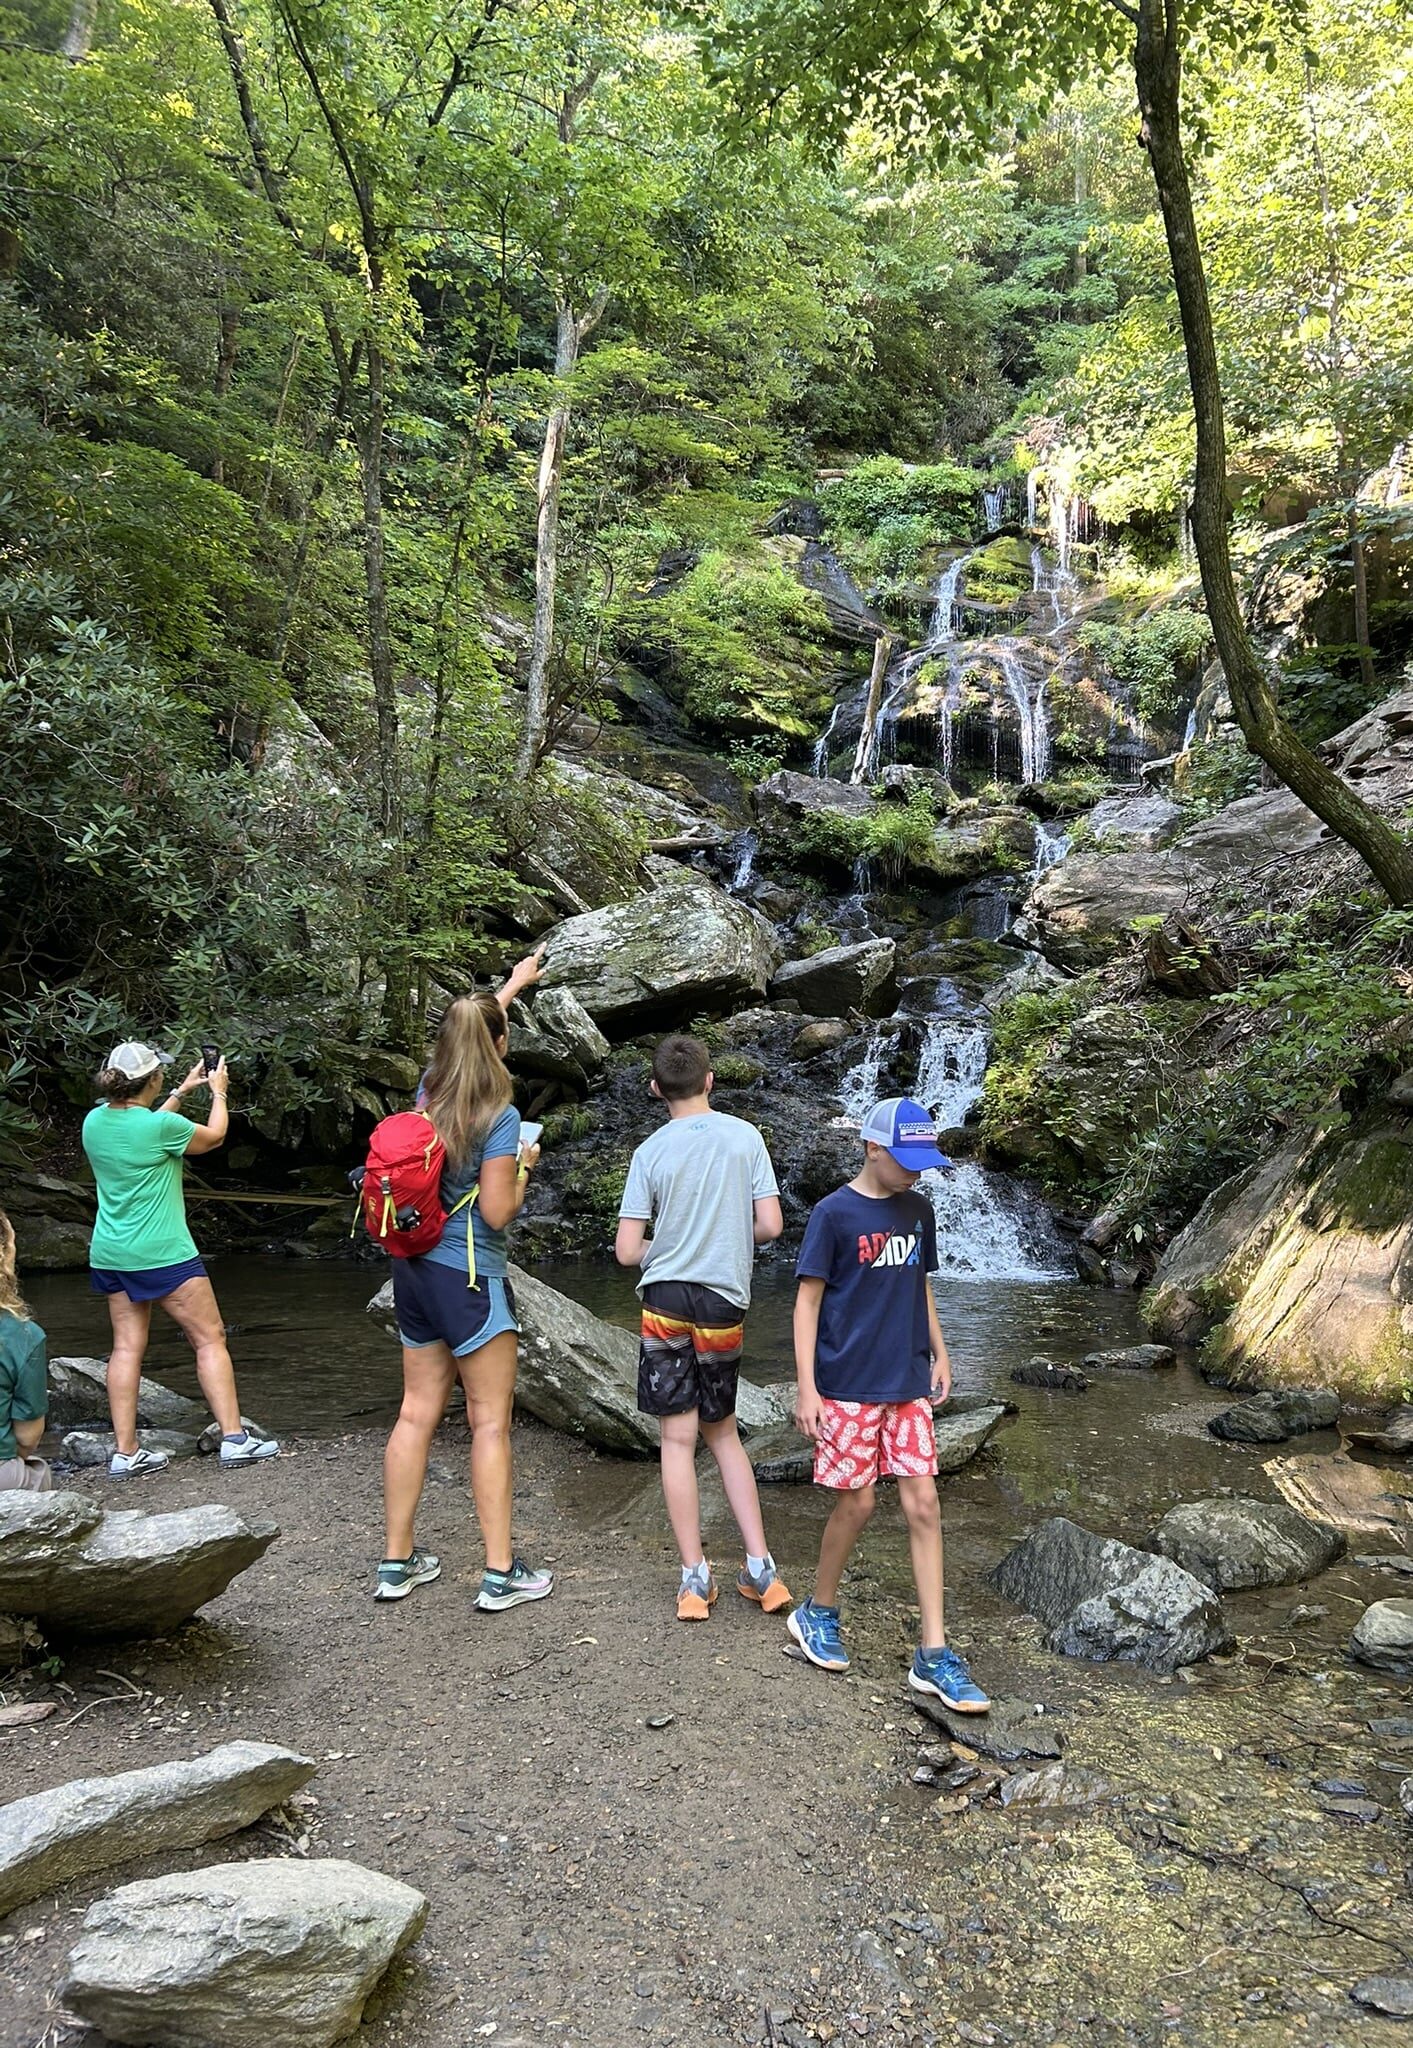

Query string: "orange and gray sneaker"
[677, 1566, 718, 1622]
[737, 1556, 792, 1614]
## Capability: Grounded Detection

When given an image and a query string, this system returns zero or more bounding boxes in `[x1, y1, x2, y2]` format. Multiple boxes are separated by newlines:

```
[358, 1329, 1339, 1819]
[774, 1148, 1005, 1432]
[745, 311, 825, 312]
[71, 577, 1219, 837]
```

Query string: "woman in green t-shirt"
[0, 1208, 51, 1492]
[82, 1041, 281, 1479]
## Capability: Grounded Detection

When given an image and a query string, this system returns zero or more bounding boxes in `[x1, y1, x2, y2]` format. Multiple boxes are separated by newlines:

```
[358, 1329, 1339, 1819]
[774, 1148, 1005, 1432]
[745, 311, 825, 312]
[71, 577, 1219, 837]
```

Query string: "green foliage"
[792, 786, 939, 880]
[1079, 608, 1212, 729]
[1180, 738, 1262, 815]
[620, 548, 833, 737]
[819, 458, 984, 582]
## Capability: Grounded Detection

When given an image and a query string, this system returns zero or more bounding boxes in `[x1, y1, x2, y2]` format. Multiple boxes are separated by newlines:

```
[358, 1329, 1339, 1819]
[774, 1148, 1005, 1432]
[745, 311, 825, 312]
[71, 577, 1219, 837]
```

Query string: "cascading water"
[982, 483, 1009, 532]
[1029, 818, 1069, 880]
[1026, 472, 1039, 530]
[913, 1017, 1070, 1280]
[966, 641, 1051, 786]
[730, 830, 759, 892]
[812, 700, 842, 777]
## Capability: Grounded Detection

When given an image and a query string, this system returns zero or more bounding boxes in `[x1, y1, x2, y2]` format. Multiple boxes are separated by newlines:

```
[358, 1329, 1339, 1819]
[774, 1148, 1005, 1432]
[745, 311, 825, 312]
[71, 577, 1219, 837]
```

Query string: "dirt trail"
[1, 1423, 1410, 2048]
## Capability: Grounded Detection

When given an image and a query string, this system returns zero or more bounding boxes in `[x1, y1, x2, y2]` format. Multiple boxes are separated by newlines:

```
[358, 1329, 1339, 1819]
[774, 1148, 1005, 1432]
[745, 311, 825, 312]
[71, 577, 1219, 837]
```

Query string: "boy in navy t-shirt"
[787, 1097, 990, 1713]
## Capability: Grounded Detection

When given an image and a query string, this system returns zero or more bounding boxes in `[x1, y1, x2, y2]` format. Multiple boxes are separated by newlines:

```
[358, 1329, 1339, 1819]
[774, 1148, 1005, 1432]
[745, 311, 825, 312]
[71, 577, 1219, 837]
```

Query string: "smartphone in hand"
[518, 1121, 544, 1158]
[201, 1044, 221, 1075]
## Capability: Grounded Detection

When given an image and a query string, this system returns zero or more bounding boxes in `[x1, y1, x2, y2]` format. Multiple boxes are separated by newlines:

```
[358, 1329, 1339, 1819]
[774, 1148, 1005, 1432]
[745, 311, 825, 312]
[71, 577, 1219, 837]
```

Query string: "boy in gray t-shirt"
[615, 1034, 792, 1624]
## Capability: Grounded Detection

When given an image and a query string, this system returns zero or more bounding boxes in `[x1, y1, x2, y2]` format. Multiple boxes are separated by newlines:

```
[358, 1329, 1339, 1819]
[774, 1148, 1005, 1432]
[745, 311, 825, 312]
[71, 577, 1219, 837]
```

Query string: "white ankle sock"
[681, 1560, 709, 1589]
[746, 1552, 772, 1578]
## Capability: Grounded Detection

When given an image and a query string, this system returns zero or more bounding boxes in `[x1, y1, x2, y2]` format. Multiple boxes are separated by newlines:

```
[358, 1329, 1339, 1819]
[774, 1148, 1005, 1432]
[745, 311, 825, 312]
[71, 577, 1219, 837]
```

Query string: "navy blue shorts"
[391, 1260, 520, 1358]
[91, 1258, 207, 1303]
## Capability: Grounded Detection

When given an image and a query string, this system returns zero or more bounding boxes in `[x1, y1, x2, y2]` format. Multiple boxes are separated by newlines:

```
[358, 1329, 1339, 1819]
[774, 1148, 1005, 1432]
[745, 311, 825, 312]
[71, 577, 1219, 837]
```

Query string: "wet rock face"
[1349, 1598, 1413, 1675]
[47, 1356, 208, 1434]
[0, 1741, 317, 1917]
[769, 939, 898, 1019]
[0, 1491, 277, 1639]
[1344, 1405, 1413, 1454]
[1207, 1388, 1340, 1444]
[753, 770, 874, 835]
[932, 1405, 1007, 1473]
[1150, 1498, 1346, 1592]
[1010, 1358, 1089, 1392]
[1147, 1111, 1413, 1399]
[61, 1858, 427, 2048]
[990, 1516, 1234, 1673]
[541, 879, 781, 1033]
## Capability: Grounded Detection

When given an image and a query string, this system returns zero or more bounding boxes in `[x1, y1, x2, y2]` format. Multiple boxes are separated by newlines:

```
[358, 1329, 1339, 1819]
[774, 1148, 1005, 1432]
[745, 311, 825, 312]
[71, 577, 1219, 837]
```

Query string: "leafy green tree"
[699, 0, 1413, 904]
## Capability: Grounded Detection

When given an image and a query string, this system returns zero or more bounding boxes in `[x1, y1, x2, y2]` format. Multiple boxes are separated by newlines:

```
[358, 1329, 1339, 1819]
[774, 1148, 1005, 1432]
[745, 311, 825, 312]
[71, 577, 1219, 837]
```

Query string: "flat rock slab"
[1081, 1345, 1175, 1372]
[1355, 1552, 1413, 1576]
[1011, 1358, 1090, 1394]
[1265, 1451, 1413, 1537]
[934, 1405, 1007, 1474]
[1344, 1405, 1413, 1455]
[0, 1491, 277, 1638]
[61, 1430, 200, 1468]
[1351, 1976, 1413, 2020]
[1350, 1598, 1413, 1675]
[998, 1762, 1113, 1810]
[991, 1516, 1234, 1674]
[370, 1271, 779, 1458]
[910, 1693, 1063, 1762]
[0, 1741, 315, 1917]
[745, 1428, 813, 1485]
[1209, 1388, 1339, 1444]
[49, 1357, 208, 1434]
[62, 1857, 427, 2048]
[1150, 1498, 1346, 1592]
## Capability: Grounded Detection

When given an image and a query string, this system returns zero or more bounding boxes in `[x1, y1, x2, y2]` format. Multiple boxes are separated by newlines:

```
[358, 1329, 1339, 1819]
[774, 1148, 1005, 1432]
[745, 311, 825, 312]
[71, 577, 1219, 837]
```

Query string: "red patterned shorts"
[813, 1397, 938, 1490]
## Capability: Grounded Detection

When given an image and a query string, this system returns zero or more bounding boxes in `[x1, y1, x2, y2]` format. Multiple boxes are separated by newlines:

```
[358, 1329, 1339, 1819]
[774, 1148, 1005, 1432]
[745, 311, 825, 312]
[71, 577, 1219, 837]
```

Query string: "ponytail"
[422, 997, 513, 1168]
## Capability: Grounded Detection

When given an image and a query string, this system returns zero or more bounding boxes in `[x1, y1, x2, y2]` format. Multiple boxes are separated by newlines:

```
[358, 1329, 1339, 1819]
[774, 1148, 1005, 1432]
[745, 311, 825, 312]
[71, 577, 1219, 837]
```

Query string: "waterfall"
[812, 701, 842, 777]
[1029, 819, 1069, 880]
[1051, 492, 1073, 576]
[861, 552, 972, 780]
[988, 642, 1051, 785]
[1030, 544, 1068, 632]
[1177, 502, 1193, 566]
[837, 1026, 890, 1121]
[911, 1016, 1070, 1280]
[730, 830, 758, 892]
[1026, 472, 1039, 530]
[982, 483, 1009, 532]
[1182, 706, 1198, 750]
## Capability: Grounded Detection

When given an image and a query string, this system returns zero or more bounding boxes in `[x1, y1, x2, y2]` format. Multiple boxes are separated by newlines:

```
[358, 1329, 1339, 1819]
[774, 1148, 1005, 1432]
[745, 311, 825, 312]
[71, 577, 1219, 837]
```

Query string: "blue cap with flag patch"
[860, 1096, 952, 1171]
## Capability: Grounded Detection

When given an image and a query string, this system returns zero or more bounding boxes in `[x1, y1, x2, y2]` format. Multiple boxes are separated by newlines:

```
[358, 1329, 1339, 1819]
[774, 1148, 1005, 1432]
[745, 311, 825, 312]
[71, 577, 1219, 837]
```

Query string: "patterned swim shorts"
[638, 1281, 744, 1423]
[813, 1397, 938, 1490]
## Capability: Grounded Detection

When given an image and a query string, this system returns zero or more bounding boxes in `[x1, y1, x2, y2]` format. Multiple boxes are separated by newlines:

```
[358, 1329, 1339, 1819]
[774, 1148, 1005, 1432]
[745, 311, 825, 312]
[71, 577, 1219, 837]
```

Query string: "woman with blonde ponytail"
[0, 1208, 52, 1492]
[377, 948, 555, 1612]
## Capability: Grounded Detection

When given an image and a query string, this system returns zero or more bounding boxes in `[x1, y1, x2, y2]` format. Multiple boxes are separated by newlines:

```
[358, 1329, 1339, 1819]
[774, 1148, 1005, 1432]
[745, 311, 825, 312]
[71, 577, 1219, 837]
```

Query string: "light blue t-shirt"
[424, 1104, 521, 1277]
[619, 1110, 779, 1311]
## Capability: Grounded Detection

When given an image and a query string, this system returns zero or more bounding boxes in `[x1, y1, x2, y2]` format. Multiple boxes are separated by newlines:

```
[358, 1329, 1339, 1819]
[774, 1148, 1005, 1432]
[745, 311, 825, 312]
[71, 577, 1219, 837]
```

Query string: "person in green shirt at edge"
[0, 1208, 52, 1492]
[81, 1041, 281, 1479]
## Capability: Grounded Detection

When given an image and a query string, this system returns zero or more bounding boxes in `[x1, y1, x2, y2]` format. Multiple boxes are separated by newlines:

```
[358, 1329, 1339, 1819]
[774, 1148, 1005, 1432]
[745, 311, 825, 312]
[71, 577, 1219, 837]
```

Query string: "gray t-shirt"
[619, 1111, 780, 1311]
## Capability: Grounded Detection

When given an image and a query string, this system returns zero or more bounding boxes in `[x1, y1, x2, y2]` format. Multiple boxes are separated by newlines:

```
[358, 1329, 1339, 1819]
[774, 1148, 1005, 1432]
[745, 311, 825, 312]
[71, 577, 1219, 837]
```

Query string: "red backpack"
[357, 1110, 476, 1264]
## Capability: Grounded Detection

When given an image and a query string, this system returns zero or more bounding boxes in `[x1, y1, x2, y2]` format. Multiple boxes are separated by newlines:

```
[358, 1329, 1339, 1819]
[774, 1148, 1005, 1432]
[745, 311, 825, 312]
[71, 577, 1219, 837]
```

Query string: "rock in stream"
[1150, 1497, 1345, 1591]
[990, 1516, 1234, 1673]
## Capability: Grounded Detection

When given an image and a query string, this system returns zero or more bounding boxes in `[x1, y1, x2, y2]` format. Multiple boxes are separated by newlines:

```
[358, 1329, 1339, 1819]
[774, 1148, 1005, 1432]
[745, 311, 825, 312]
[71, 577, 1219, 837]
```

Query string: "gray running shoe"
[475, 1558, 554, 1611]
[374, 1548, 442, 1602]
[108, 1446, 171, 1479]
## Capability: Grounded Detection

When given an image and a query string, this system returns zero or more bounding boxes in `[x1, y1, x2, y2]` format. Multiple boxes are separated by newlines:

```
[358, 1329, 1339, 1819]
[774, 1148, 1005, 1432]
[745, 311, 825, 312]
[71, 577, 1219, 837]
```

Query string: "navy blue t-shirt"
[796, 1186, 939, 1403]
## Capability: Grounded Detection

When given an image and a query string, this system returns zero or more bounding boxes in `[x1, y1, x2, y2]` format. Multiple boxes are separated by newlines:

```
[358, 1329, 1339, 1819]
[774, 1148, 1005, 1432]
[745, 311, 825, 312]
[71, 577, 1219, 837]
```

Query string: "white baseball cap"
[104, 1041, 171, 1081]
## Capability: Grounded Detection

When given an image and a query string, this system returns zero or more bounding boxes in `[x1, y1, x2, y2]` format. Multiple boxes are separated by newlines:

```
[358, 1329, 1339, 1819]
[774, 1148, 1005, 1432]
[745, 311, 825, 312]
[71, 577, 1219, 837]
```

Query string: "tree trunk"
[518, 304, 576, 779]
[61, 0, 98, 59]
[1132, 0, 1413, 906]
[211, 301, 240, 486]
[516, 286, 609, 777]
[1348, 504, 1376, 695]
[850, 632, 894, 784]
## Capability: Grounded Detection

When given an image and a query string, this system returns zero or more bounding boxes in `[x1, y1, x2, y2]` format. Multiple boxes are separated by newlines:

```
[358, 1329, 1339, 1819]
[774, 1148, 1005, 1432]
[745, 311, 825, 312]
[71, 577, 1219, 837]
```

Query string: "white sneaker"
[108, 1446, 171, 1479]
[218, 1432, 281, 1466]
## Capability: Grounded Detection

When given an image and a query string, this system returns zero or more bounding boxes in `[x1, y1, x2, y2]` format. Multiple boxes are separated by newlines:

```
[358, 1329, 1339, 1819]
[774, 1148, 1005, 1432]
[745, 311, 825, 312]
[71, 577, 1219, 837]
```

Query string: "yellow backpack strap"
[446, 1183, 479, 1287]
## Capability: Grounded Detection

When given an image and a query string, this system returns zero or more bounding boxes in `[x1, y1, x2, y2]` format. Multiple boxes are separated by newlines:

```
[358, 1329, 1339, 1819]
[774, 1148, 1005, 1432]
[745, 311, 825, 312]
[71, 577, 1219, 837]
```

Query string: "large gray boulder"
[933, 1404, 1007, 1474]
[769, 939, 898, 1019]
[1349, 1598, 1413, 1675]
[990, 1516, 1234, 1673]
[62, 1858, 427, 2048]
[505, 987, 609, 1090]
[0, 1742, 316, 1918]
[540, 879, 781, 1032]
[753, 770, 875, 836]
[369, 1271, 779, 1457]
[1208, 1388, 1339, 1444]
[1086, 795, 1186, 850]
[0, 1491, 277, 1638]
[48, 1356, 208, 1434]
[1150, 1498, 1346, 1592]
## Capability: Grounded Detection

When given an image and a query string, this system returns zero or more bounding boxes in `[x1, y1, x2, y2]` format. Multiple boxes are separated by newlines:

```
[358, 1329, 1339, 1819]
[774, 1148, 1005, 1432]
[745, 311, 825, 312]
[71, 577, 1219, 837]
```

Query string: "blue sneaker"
[787, 1599, 850, 1672]
[909, 1644, 990, 1714]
